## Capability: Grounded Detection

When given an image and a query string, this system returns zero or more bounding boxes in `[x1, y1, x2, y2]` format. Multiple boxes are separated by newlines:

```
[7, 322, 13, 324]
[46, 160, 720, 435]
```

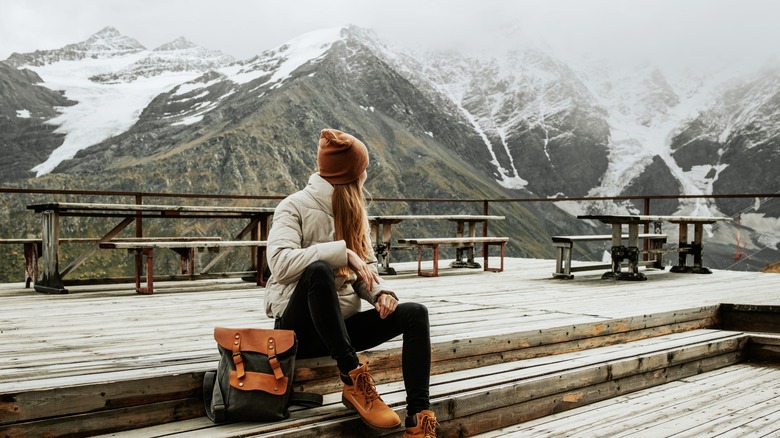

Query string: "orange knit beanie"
[317, 129, 369, 184]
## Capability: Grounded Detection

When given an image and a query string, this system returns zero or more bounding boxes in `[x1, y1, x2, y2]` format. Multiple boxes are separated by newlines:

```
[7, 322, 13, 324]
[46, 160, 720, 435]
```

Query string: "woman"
[265, 129, 438, 437]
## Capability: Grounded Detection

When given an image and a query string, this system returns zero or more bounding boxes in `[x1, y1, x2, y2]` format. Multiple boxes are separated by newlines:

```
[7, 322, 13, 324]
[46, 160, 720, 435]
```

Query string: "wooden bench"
[0, 237, 222, 288]
[552, 233, 667, 279]
[397, 237, 509, 277]
[98, 240, 266, 294]
[0, 238, 97, 288]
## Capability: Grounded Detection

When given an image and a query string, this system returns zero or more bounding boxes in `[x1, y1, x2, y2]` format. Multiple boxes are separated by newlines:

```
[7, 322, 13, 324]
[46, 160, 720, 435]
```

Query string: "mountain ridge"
[1, 25, 778, 280]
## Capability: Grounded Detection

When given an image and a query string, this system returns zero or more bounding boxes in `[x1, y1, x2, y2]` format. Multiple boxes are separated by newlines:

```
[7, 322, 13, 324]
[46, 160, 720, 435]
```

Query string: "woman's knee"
[302, 260, 335, 283]
[398, 302, 429, 328]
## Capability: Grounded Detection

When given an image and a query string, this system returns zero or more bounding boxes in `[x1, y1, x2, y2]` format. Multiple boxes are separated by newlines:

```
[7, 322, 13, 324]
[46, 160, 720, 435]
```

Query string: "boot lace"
[419, 413, 439, 437]
[353, 370, 381, 408]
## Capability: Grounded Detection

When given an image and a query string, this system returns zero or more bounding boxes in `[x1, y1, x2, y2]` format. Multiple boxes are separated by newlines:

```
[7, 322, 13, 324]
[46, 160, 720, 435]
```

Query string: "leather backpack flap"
[213, 327, 296, 355]
[229, 371, 289, 394]
[214, 327, 296, 394]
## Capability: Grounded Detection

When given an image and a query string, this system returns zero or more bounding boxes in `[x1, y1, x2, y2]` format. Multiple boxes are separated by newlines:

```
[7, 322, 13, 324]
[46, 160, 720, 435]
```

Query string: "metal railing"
[2, 186, 778, 237]
[1, 187, 778, 280]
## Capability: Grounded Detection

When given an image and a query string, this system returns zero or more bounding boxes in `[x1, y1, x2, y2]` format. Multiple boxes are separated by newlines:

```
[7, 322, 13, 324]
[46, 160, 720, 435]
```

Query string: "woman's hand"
[347, 248, 379, 288]
[374, 292, 398, 319]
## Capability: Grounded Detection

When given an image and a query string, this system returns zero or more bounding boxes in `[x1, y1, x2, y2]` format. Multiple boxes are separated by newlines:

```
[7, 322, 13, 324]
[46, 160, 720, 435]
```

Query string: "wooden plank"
[27, 202, 274, 214]
[599, 366, 780, 437]
[398, 237, 508, 244]
[368, 214, 505, 221]
[509, 363, 777, 436]
[1, 373, 202, 424]
[0, 398, 203, 438]
[99, 241, 266, 249]
[721, 303, 780, 333]
[441, 352, 744, 438]
[552, 233, 667, 242]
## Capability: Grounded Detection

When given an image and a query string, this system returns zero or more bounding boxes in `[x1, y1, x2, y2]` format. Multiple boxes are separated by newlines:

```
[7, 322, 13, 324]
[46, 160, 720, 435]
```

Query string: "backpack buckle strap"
[268, 337, 284, 380]
[232, 333, 245, 379]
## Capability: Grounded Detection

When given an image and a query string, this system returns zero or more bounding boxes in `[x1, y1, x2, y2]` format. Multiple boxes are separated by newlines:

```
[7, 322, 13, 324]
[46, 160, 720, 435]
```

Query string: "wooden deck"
[483, 363, 780, 437]
[2, 257, 780, 437]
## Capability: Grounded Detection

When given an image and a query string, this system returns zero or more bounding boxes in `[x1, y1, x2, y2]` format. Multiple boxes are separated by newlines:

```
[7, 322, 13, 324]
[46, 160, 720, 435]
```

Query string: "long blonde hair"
[332, 180, 371, 277]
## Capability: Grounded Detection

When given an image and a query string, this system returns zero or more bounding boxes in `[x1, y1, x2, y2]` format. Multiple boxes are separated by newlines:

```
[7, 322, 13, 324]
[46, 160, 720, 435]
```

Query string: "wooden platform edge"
[0, 306, 721, 435]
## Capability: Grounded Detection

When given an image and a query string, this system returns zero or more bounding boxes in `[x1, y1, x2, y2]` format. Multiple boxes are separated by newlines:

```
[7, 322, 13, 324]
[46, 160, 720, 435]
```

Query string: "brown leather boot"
[342, 363, 401, 429]
[403, 410, 439, 438]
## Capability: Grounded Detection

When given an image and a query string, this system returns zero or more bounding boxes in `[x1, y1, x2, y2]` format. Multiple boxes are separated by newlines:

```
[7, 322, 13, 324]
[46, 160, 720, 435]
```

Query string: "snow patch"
[741, 213, 780, 250]
[172, 114, 204, 126]
[23, 28, 347, 176]
[26, 56, 200, 175]
[227, 27, 342, 87]
[16, 109, 31, 118]
[173, 79, 221, 96]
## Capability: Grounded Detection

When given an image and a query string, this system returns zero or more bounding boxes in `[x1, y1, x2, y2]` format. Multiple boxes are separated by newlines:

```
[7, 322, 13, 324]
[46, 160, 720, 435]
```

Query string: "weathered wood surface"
[98, 240, 266, 250]
[368, 215, 505, 222]
[88, 330, 748, 438]
[487, 362, 780, 438]
[2, 257, 780, 437]
[397, 237, 509, 244]
[2, 257, 778, 387]
[579, 214, 733, 224]
[0, 237, 224, 244]
[27, 202, 275, 215]
[551, 233, 667, 242]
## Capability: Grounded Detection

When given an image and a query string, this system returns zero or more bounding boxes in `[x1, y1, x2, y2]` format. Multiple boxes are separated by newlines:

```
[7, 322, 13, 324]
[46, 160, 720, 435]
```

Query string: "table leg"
[35, 210, 67, 294]
[672, 223, 712, 274]
[23, 242, 39, 289]
[602, 223, 646, 281]
[671, 223, 692, 273]
[621, 223, 646, 281]
[417, 244, 439, 277]
[375, 222, 396, 275]
[451, 220, 481, 269]
[133, 248, 154, 294]
[602, 224, 623, 280]
[689, 223, 712, 273]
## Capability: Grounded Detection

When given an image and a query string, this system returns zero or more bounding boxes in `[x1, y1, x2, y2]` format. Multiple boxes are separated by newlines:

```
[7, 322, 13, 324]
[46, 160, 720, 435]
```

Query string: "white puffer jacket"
[264, 173, 396, 319]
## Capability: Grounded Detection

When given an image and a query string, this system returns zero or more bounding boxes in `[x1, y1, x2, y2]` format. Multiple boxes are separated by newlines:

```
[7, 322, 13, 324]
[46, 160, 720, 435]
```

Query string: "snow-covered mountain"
[4, 27, 235, 176]
[1, 25, 779, 271]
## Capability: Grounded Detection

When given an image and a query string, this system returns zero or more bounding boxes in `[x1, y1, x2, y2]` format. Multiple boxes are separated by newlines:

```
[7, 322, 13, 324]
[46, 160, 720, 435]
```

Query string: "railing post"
[135, 194, 143, 282]
[135, 194, 143, 238]
[482, 200, 489, 259]
[643, 197, 650, 261]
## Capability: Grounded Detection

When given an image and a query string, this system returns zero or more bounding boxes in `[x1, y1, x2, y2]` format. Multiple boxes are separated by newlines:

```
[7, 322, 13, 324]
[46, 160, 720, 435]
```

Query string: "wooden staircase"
[4, 305, 757, 437]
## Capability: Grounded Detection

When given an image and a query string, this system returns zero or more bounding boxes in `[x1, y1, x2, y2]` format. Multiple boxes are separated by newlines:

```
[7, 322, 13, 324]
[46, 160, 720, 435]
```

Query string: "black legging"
[275, 261, 431, 415]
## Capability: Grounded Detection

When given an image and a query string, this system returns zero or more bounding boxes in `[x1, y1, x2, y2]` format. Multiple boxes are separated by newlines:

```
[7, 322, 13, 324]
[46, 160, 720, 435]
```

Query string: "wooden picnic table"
[367, 214, 505, 275]
[26, 202, 275, 294]
[578, 214, 732, 281]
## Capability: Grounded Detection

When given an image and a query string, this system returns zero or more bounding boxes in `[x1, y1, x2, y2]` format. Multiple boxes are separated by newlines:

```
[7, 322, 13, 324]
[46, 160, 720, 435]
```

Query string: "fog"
[2, 0, 779, 73]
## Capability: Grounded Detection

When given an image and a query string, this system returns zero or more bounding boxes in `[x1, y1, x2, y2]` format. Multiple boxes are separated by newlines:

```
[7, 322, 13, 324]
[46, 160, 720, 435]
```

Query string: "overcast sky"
[2, 0, 779, 72]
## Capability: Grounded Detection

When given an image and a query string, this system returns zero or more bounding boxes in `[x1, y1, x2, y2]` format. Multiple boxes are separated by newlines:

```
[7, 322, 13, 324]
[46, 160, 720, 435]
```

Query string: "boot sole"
[342, 395, 402, 430]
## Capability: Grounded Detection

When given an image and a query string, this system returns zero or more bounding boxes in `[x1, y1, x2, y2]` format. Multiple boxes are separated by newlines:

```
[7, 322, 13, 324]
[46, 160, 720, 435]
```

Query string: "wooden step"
[0, 307, 720, 437]
[490, 363, 780, 437]
[99, 329, 749, 437]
